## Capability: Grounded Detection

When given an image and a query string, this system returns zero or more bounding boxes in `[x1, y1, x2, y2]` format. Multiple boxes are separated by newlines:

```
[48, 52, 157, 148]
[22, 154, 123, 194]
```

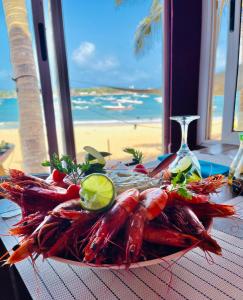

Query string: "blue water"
[211, 93, 240, 120]
[0, 94, 163, 128]
[0, 93, 228, 129]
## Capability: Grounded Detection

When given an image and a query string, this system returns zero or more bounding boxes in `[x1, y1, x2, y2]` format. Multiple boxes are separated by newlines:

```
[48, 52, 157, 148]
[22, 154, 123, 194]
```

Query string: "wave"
[0, 118, 162, 129]
[0, 121, 19, 129]
[117, 98, 143, 104]
[73, 105, 89, 110]
[72, 100, 89, 105]
[154, 97, 162, 103]
[73, 118, 162, 126]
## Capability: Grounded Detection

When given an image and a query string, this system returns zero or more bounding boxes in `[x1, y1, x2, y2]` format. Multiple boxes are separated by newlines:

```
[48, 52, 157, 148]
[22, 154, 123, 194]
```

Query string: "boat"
[103, 103, 133, 111]
[139, 94, 149, 98]
[72, 100, 89, 105]
[155, 97, 162, 103]
[74, 105, 89, 110]
[117, 98, 143, 104]
[105, 96, 117, 101]
[98, 96, 117, 102]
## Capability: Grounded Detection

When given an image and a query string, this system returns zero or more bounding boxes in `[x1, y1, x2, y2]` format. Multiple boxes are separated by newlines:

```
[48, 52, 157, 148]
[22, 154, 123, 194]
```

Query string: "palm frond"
[217, 0, 229, 18]
[116, 0, 141, 6]
[115, 0, 123, 5]
[134, 0, 163, 55]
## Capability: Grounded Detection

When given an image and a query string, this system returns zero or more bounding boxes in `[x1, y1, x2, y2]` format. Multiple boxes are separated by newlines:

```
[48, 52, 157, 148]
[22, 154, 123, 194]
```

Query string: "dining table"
[0, 156, 243, 300]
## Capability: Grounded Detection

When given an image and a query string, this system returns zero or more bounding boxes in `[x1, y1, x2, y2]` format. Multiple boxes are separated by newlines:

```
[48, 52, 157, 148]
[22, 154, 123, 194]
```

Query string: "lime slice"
[171, 156, 192, 175]
[83, 146, 106, 165]
[186, 169, 202, 183]
[80, 173, 115, 211]
[175, 172, 187, 184]
[193, 168, 201, 178]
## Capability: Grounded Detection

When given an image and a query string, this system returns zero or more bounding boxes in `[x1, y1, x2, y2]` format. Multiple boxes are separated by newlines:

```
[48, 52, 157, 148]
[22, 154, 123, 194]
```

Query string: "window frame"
[222, 0, 242, 144]
[197, 0, 218, 145]
[31, 0, 59, 158]
[198, 0, 242, 146]
[31, 0, 76, 161]
[49, 0, 76, 159]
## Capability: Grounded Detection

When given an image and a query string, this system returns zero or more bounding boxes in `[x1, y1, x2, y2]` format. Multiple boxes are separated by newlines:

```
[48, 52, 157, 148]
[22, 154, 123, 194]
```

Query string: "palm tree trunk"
[3, 0, 47, 173]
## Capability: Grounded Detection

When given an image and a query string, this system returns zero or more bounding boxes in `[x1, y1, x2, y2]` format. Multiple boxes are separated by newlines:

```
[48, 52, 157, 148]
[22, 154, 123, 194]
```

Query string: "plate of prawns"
[0, 151, 236, 269]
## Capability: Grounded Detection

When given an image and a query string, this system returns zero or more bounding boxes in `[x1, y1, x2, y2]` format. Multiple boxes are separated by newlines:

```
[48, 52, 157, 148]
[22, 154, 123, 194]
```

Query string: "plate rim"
[50, 219, 213, 269]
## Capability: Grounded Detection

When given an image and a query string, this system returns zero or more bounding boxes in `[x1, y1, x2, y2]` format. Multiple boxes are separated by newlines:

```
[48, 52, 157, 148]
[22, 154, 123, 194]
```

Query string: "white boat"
[72, 100, 89, 105]
[98, 96, 117, 102]
[154, 97, 162, 103]
[103, 103, 133, 111]
[118, 99, 143, 104]
[90, 101, 100, 105]
[139, 94, 149, 98]
[104, 96, 116, 101]
[74, 105, 89, 110]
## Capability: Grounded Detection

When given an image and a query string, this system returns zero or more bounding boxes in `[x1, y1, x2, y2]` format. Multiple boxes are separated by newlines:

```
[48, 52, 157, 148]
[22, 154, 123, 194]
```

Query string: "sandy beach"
[0, 122, 163, 172]
[210, 117, 222, 140]
[0, 116, 223, 174]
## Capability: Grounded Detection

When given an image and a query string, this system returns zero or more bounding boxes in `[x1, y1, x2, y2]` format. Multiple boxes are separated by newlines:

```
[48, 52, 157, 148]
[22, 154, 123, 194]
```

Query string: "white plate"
[51, 219, 213, 269]
[51, 248, 188, 270]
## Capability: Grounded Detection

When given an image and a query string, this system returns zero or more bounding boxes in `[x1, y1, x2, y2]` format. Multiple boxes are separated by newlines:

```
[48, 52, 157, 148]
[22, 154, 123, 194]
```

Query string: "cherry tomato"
[133, 164, 148, 175]
[52, 169, 66, 182]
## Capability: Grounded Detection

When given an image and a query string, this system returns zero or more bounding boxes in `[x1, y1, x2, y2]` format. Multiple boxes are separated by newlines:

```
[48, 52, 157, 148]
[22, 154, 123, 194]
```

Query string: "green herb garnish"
[123, 147, 143, 164]
[170, 171, 192, 199]
[42, 150, 107, 184]
[177, 186, 193, 199]
[171, 172, 186, 186]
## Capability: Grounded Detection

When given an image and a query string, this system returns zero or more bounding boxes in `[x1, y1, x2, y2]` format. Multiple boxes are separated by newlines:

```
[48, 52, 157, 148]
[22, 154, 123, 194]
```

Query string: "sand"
[0, 118, 224, 174]
[210, 117, 222, 140]
[0, 122, 163, 173]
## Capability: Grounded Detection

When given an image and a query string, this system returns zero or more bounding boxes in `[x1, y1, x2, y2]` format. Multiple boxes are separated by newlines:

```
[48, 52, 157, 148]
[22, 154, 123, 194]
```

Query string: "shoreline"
[0, 123, 163, 172]
[0, 90, 161, 99]
[0, 119, 223, 172]
[0, 118, 162, 129]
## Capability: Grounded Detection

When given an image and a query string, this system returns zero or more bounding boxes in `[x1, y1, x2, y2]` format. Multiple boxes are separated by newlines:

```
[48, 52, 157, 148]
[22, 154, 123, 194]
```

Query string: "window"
[49, 0, 164, 162]
[199, 0, 242, 145]
[210, 0, 230, 140]
[0, 0, 165, 176]
[233, 2, 243, 132]
[222, 0, 242, 143]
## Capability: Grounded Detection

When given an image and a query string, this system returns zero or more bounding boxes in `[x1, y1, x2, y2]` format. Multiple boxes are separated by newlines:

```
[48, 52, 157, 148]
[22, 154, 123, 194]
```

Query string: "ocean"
[0, 93, 163, 129]
[0, 93, 227, 130]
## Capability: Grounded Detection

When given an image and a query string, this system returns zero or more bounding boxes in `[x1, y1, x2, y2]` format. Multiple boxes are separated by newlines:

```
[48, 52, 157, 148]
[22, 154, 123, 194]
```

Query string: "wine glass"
[169, 115, 201, 180]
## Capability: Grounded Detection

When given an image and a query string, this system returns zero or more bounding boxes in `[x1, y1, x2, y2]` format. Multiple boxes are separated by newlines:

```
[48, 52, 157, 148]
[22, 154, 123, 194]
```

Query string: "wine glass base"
[169, 115, 201, 179]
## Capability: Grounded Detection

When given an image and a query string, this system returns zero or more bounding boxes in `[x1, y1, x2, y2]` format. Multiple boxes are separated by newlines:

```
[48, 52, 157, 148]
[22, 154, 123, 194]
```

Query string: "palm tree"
[116, 0, 163, 55]
[2, 0, 47, 173]
[118, 0, 243, 133]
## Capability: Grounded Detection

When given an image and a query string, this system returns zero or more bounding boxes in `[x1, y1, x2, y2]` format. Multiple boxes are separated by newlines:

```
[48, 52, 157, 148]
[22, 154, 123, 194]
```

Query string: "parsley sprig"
[42, 152, 106, 184]
[170, 172, 193, 199]
[123, 147, 143, 165]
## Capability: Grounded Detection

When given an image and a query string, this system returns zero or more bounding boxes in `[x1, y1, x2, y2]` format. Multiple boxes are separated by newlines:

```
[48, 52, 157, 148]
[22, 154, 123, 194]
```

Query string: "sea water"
[0, 94, 226, 130]
[0, 94, 163, 129]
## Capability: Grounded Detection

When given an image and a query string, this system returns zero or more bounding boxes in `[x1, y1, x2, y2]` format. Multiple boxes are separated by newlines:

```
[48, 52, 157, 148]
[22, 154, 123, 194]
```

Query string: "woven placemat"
[1, 214, 243, 300]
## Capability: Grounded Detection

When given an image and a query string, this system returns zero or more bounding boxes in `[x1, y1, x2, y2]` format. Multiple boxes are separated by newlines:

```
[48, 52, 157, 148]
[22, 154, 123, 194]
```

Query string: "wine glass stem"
[180, 121, 189, 150]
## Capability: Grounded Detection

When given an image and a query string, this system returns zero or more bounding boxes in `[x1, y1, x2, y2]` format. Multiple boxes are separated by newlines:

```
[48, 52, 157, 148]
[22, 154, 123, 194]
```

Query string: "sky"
[0, 0, 162, 90]
[215, 4, 229, 74]
[0, 0, 229, 91]
[62, 0, 163, 89]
